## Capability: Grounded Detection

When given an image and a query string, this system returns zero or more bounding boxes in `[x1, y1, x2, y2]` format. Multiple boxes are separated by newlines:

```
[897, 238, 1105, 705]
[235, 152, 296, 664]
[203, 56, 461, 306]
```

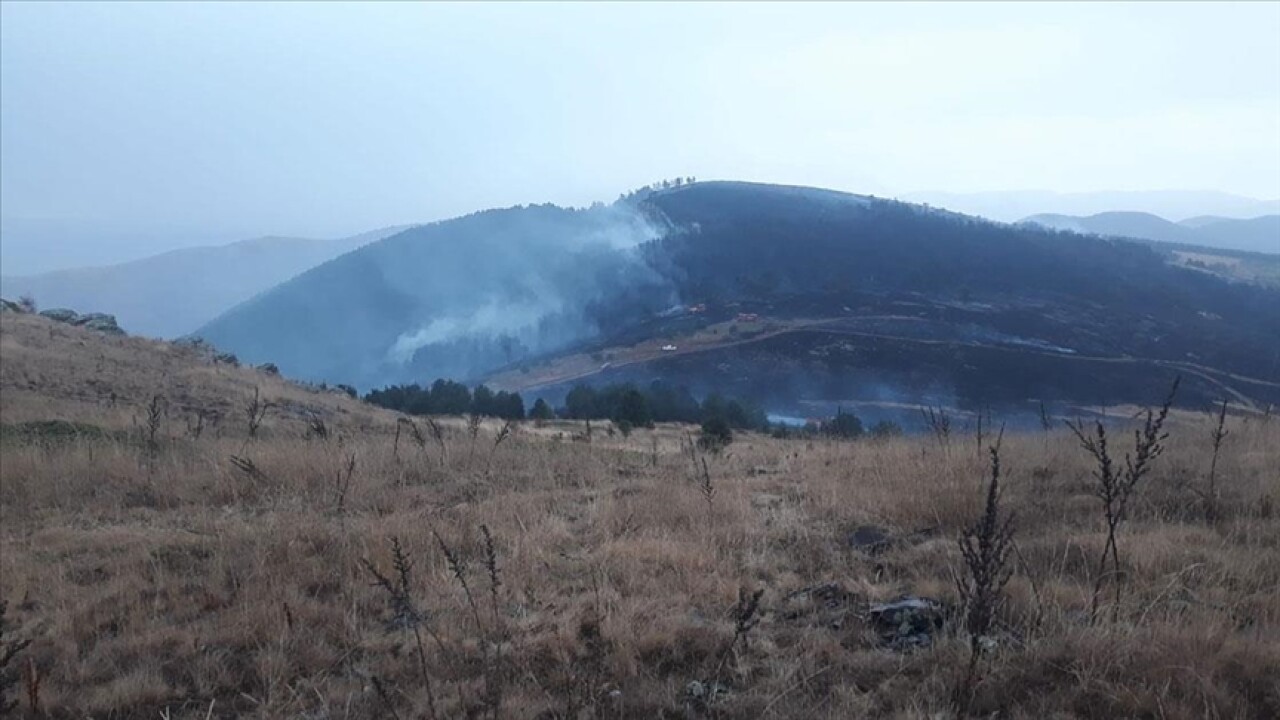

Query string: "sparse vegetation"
[821, 407, 864, 439]
[1199, 398, 1231, 524]
[142, 393, 165, 459]
[0, 600, 32, 715]
[922, 405, 953, 448]
[698, 415, 733, 452]
[953, 433, 1014, 716]
[0, 419, 112, 446]
[245, 386, 269, 439]
[393, 416, 426, 459]
[869, 419, 903, 438]
[1067, 377, 1179, 624]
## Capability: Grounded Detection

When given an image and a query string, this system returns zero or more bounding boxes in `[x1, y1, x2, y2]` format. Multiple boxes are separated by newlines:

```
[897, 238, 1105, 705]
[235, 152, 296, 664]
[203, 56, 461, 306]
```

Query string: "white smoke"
[387, 297, 563, 365]
[380, 201, 672, 374]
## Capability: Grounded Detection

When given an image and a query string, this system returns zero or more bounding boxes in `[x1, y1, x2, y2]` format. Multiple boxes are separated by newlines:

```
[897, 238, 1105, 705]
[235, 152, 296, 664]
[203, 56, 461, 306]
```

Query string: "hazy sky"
[2, 2, 1278, 259]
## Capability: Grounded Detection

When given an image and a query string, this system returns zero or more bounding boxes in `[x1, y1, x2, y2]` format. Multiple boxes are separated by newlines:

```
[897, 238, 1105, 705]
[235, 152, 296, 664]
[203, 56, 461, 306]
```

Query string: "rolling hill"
[196, 182, 1280, 420]
[1019, 211, 1278, 254]
[0, 226, 411, 338]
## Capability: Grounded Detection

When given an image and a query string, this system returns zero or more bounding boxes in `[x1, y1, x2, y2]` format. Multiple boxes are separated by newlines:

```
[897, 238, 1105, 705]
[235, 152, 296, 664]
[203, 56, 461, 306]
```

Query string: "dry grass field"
[1, 312, 1277, 719]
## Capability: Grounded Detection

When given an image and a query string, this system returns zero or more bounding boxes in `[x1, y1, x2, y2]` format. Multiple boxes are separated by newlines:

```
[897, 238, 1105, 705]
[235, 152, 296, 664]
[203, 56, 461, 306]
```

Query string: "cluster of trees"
[364, 379, 525, 420]
[769, 409, 902, 440]
[562, 380, 767, 431]
[617, 177, 697, 203]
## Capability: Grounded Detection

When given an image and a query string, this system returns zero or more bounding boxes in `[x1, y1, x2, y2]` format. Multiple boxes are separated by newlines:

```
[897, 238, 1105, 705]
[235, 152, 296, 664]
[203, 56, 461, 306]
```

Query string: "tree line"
[364, 380, 526, 420]
[362, 378, 767, 431]
[561, 380, 767, 431]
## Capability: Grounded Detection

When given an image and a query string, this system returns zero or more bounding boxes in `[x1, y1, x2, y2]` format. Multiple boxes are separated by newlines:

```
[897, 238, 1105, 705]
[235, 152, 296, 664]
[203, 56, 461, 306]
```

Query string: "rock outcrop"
[33, 307, 126, 335]
[867, 596, 947, 649]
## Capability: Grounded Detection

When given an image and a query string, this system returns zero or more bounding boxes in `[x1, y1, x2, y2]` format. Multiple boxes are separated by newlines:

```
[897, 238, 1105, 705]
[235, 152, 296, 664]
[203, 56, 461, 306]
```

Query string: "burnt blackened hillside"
[635, 182, 1279, 382]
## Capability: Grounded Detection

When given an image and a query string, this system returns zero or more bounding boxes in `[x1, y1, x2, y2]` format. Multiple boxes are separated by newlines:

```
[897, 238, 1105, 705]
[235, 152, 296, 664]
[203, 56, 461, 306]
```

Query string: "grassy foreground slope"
[0, 312, 382, 431]
[1, 312, 1278, 718]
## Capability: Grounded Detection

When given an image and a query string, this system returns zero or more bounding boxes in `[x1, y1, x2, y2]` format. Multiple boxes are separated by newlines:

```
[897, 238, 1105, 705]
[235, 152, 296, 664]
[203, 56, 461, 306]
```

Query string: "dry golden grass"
[0, 313, 384, 432]
[1, 313, 1277, 719]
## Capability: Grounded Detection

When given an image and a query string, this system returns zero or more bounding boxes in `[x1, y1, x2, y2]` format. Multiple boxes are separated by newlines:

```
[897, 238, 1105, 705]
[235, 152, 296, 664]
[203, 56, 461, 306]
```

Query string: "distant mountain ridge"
[0, 226, 411, 338]
[1018, 212, 1278, 254]
[905, 189, 1280, 224]
[0, 215, 252, 275]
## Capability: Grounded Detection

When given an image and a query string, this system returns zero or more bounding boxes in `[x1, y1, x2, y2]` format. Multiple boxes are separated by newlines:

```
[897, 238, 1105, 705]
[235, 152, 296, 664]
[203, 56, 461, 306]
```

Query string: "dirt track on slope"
[488, 318, 1278, 410]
